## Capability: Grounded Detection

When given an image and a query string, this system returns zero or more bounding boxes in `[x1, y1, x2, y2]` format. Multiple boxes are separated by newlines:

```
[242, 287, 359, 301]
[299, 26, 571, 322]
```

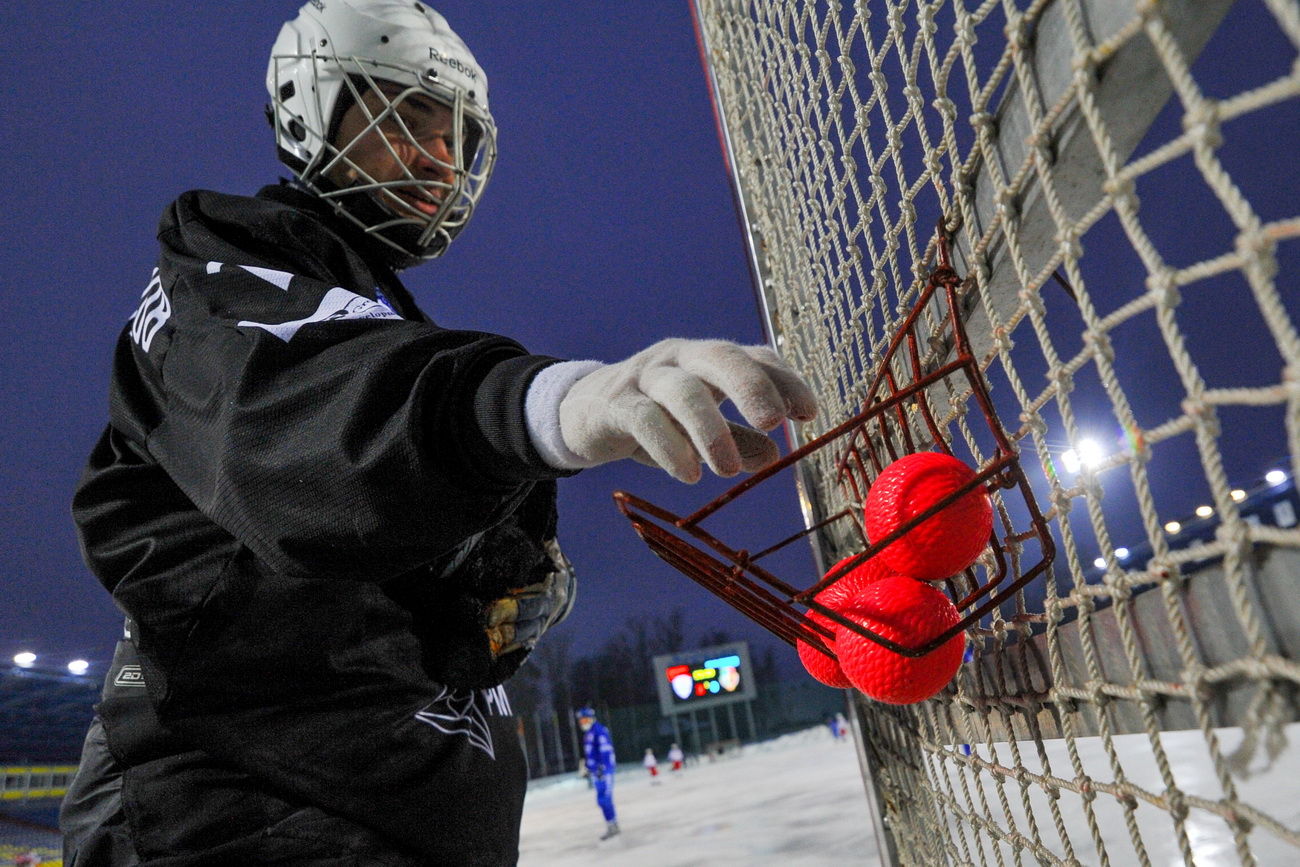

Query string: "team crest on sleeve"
[237, 286, 403, 341]
[130, 268, 171, 352]
[413, 685, 512, 759]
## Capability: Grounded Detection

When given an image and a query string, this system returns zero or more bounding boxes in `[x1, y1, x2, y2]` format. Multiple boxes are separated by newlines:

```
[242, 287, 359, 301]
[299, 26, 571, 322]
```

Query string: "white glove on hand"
[554, 338, 818, 483]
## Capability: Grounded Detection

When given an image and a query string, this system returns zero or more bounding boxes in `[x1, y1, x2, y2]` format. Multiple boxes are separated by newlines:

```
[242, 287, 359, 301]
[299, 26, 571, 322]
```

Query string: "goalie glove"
[383, 483, 571, 690]
[528, 339, 818, 483]
[484, 538, 575, 657]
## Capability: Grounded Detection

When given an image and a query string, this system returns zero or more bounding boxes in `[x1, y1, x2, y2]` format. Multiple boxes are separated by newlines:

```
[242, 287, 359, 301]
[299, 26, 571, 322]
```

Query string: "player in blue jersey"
[578, 707, 620, 840]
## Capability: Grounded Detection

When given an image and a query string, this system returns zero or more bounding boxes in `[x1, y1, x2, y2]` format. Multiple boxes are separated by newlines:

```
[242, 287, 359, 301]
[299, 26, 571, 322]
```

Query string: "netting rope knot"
[1182, 98, 1224, 149]
[1145, 268, 1181, 308]
[1165, 787, 1190, 822]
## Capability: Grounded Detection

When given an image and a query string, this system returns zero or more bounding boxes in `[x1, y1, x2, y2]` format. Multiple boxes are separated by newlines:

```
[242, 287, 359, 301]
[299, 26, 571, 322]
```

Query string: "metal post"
[550, 708, 567, 774]
[726, 701, 739, 742]
[517, 716, 530, 776]
[744, 697, 759, 740]
[689, 709, 704, 760]
[533, 713, 549, 778]
[846, 695, 899, 867]
[568, 707, 583, 776]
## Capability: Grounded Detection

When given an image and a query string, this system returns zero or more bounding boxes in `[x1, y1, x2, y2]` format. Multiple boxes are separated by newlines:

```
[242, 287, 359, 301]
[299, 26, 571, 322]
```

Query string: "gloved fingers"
[727, 421, 781, 473]
[489, 615, 547, 657]
[742, 346, 819, 422]
[508, 591, 559, 624]
[618, 395, 704, 483]
[485, 596, 520, 629]
[629, 446, 662, 469]
[640, 366, 743, 478]
[675, 341, 796, 432]
[486, 620, 517, 657]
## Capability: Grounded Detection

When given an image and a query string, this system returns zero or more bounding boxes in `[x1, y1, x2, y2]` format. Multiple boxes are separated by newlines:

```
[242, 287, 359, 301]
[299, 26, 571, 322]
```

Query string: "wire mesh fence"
[687, 0, 1300, 862]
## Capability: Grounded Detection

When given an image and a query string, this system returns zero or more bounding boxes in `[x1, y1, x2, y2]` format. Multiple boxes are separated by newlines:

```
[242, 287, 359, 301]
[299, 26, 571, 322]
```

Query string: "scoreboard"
[651, 641, 757, 716]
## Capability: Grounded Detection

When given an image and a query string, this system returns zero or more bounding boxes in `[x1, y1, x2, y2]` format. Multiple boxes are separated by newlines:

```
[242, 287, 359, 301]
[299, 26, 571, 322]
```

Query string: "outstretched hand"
[558, 339, 818, 483]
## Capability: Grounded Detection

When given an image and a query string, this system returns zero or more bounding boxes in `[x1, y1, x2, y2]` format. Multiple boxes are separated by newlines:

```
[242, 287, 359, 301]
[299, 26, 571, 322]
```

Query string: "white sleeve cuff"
[526, 360, 607, 470]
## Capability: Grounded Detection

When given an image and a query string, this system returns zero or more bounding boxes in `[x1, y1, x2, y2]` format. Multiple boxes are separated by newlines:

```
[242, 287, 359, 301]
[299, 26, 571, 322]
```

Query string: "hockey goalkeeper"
[60, 1, 817, 865]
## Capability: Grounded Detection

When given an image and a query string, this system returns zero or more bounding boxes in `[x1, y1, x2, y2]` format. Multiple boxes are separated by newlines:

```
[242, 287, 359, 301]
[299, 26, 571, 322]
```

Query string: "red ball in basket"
[863, 452, 993, 581]
[796, 554, 903, 688]
[834, 574, 966, 704]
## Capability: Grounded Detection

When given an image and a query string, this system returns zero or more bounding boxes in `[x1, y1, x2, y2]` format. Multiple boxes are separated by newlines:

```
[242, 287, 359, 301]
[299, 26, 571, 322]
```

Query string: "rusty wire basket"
[615, 232, 1057, 667]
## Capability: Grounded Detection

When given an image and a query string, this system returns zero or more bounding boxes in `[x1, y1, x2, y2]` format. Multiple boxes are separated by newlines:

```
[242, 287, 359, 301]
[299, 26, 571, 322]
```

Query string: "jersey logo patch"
[113, 665, 147, 688]
[414, 685, 511, 760]
[238, 287, 403, 341]
[130, 268, 171, 352]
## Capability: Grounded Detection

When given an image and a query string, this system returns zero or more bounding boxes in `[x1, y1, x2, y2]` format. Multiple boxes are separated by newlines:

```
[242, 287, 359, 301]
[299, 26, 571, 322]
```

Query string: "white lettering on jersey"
[482, 685, 512, 716]
[129, 268, 171, 352]
[238, 286, 402, 342]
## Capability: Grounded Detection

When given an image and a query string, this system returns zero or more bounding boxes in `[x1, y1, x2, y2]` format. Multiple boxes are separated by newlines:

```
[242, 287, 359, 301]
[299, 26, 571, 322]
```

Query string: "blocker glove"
[483, 538, 576, 657]
[544, 339, 818, 483]
[384, 482, 574, 690]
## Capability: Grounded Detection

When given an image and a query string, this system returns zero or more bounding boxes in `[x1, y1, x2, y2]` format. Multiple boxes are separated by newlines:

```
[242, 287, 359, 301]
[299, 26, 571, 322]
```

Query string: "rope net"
[694, 0, 1300, 862]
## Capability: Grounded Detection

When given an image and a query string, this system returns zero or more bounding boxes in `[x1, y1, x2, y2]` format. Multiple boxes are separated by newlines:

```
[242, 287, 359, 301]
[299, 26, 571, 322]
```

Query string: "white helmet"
[267, 0, 497, 265]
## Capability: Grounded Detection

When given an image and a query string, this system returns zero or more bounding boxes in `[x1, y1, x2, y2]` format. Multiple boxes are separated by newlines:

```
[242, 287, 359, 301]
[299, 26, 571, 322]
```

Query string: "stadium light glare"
[1062, 439, 1105, 474]
[1266, 470, 1287, 486]
[14, 652, 36, 667]
[1195, 505, 1213, 518]
[1115, 547, 1129, 559]
[1165, 521, 1182, 534]
[68, 659, 90, 676]
[1231, 489, 1246, 502]
[1093, 557, 1107, 569]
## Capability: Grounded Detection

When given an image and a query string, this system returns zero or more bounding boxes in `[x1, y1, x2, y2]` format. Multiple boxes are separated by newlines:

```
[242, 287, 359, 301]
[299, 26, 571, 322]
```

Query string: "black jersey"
[65, 183, 571, 865]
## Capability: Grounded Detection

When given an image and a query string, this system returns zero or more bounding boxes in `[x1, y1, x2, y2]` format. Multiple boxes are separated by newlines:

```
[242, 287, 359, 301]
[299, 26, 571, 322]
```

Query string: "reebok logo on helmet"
[429, 46, 476, 81]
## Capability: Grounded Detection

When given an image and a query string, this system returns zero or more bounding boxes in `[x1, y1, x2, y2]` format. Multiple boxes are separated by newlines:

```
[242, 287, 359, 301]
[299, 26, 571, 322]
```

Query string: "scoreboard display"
[652, 641, 757, 715]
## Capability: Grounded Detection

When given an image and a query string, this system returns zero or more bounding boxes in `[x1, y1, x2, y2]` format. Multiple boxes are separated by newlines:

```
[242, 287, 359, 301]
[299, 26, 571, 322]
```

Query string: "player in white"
[644, 747, 661, 784]
[668, 742, 686, 771]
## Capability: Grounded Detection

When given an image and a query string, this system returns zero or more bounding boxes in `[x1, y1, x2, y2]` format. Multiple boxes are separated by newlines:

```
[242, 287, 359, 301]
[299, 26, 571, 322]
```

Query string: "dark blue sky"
[0, 2, 812, 679]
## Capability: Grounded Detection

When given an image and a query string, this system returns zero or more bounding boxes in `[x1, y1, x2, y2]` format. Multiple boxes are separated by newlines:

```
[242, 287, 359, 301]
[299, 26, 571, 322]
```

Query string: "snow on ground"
[518, 725, 882, 866]
[519, 722, 1300, 866]
[951, 724, 1300, 866]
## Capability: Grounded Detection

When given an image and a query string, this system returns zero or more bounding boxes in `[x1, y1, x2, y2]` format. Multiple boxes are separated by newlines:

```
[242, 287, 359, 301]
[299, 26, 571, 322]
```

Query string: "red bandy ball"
[816, 554, 904, 609]
[797, 611, 853, 688]
[864, 452, 993, 581]
[796, 555, 900, 688]
[834, 574, 966, 704]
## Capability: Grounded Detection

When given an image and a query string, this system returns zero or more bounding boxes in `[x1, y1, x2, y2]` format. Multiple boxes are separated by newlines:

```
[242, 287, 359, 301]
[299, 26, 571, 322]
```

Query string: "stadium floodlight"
[1195, 505, 1213, 518]
[1266, 470, 1287, 486]
[68, 659, 90, 676]
[1165, 521, 1182, 534]
[14, 652, 36, 667]
[1061, 439, 1105, 475]
[1115, 547, 1129, 560]
[1231, 489, 1247, 502]
[1093, 557, 1107, 569]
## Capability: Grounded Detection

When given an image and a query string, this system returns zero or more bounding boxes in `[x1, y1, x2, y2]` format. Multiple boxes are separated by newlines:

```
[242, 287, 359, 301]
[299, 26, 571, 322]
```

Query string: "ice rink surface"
[518, 722, 1300, 866]
[518, 725, 882, 866]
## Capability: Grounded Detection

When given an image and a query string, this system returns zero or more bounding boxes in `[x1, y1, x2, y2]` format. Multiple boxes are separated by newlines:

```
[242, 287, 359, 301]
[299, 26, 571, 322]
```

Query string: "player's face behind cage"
[266, 0, 497, 265]
[325, 79, 484, 228]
